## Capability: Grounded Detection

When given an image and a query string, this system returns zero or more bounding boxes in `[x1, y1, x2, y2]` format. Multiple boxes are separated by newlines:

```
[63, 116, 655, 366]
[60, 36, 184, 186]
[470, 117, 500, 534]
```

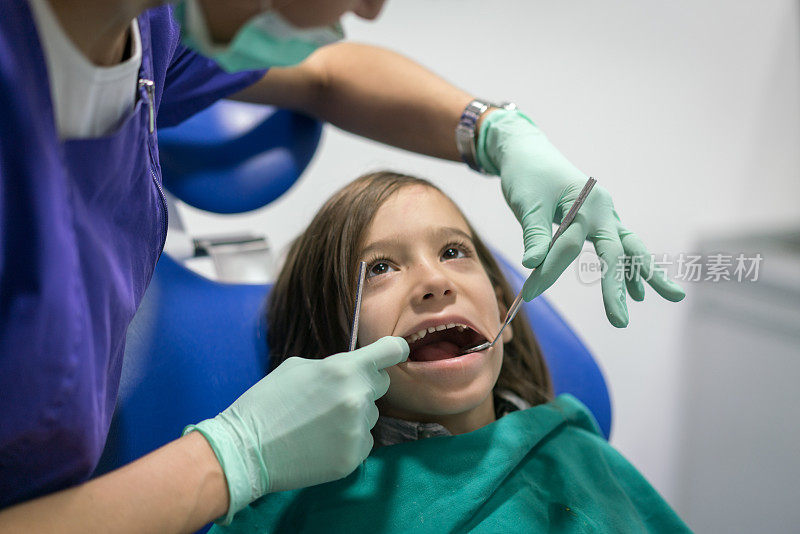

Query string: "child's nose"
[411, 262, 456, 304]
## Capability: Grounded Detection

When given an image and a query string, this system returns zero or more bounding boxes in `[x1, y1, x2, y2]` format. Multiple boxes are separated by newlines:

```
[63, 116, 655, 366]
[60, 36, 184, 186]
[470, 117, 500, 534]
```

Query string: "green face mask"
[173, 1, 345, 72]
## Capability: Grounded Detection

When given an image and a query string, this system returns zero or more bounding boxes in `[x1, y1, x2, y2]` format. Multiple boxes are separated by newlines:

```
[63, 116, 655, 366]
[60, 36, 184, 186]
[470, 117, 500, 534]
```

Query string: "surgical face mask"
[174, 0, 345, 72]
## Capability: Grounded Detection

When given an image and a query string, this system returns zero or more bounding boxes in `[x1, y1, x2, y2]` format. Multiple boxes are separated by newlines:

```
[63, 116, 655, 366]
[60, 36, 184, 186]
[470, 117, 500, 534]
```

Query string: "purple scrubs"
[0, 1, 265, 508]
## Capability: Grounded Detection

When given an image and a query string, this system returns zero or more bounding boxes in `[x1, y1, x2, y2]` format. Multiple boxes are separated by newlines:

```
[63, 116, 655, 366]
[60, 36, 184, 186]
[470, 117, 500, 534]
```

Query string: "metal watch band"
[455, 99, 517, 173]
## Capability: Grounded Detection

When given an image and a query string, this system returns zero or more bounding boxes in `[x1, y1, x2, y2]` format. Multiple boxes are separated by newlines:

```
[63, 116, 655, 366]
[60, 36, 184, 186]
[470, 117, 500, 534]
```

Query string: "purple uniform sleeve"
[158, 44, 267, 128]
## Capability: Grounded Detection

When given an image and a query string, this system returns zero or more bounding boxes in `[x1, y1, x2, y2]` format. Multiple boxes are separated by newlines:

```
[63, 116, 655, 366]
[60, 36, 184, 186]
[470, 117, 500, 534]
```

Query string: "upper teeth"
[405, 323, 467, 343]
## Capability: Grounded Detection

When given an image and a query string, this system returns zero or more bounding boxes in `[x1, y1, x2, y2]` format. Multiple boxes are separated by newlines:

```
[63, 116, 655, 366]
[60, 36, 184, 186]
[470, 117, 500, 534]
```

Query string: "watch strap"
[455, 99, 517, 173]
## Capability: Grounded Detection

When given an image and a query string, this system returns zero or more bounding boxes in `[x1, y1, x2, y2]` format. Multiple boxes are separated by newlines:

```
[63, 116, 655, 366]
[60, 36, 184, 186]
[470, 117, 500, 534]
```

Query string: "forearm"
[231, 42, 473, 160]
[0, 432, 228, 534]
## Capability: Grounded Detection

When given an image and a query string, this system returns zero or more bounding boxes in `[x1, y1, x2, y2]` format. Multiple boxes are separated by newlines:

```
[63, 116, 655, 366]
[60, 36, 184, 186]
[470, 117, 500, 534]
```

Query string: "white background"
[179, 0, 800, 526]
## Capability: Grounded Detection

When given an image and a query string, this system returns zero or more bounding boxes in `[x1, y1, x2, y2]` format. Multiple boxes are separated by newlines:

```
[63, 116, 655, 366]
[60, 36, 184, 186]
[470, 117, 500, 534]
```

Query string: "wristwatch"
[455, 99, 517, 173]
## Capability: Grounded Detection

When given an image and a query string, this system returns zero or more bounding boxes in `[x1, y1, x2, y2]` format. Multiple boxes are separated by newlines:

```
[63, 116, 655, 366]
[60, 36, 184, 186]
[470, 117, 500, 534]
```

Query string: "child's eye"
[441, 246, 467, 260]
[367, 261, 395, 278]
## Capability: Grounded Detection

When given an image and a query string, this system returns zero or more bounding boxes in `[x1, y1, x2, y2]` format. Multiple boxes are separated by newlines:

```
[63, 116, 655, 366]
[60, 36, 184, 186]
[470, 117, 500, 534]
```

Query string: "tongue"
[411, 341, 461, 362]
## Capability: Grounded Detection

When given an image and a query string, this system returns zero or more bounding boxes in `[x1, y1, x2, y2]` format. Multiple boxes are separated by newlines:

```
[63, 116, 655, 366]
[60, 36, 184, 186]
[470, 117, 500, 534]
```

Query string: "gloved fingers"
[620, 231, 686, 302]
[592, 231, 629, 327]
[366, 402, 380, 429]
[617, 227, 649, 302]
[345, 336, 409, 372]
[646, 271, 686, 302]
[337, 430, 373, 482]
[275, 355, 307, 371]
[521, 222, 586, 301]
[625, 271, 646, 302]
[519, 208, 555, 269]
[371, 369, 391, 400]
[359, 432, 375, 464]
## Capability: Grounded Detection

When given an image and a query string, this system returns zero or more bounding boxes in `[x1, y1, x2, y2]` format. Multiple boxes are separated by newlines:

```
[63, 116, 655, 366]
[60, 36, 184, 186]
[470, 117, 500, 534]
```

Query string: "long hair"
[267, 171, 553, 406]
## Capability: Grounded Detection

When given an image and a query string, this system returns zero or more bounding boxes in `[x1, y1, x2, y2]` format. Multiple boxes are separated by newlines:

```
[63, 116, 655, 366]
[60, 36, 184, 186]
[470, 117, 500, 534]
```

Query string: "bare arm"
[231, 42, 475, 161]
[0, 432, 228, 534]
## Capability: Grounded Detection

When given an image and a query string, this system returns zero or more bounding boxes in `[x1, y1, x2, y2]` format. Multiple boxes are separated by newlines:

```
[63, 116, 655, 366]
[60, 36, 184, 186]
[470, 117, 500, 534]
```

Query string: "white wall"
[179, 0, 800, 523]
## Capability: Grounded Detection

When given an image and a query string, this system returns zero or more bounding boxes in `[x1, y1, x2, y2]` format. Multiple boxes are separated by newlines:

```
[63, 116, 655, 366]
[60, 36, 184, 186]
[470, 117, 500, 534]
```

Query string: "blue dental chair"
[94, 100, 612, 494]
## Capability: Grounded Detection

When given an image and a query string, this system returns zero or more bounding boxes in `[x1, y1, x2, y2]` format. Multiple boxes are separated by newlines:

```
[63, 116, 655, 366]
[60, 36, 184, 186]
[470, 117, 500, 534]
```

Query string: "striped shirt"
[373, 389, 531, 448]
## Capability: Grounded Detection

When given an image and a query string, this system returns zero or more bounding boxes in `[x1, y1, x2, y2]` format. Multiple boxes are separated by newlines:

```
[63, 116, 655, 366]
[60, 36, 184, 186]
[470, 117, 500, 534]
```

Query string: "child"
[214, 171, 689, 533]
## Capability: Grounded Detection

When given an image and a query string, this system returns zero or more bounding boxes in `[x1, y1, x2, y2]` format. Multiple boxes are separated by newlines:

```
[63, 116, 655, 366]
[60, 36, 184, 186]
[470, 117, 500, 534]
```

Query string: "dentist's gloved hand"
[476, 109, 685, 327]
[184, 336, 408, 524]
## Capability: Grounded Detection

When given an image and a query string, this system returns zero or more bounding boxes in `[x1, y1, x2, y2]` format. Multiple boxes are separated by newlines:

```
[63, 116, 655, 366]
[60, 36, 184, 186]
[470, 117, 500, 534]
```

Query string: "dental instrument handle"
[348, 261, 367, 352]
[484, 292, 525, 351]
[461, 177, 597, 355]
[553, 177, 597, 243]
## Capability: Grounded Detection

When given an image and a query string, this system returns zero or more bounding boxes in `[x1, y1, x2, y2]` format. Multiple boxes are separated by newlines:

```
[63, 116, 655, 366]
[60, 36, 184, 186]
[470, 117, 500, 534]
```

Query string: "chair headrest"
[157, 100, 323, 214]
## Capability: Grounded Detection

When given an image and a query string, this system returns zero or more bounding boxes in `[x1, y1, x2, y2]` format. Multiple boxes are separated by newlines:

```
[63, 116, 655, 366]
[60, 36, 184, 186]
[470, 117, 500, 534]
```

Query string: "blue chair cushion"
[157, 101, 323, 214]
[94, 255, 270, 475]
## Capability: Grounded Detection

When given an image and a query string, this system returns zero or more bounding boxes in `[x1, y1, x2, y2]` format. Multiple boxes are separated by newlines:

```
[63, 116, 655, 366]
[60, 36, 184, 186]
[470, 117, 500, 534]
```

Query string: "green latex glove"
[184, 336, 409, 524]
[477, 109, 685, 327]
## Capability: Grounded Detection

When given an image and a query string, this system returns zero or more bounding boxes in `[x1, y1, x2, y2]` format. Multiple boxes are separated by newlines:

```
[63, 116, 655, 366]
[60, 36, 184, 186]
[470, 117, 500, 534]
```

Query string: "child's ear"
[494, 285, 514, 344]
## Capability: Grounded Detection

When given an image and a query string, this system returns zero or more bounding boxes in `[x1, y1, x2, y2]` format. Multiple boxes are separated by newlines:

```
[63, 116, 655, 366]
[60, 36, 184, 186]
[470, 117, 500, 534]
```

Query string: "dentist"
[0, 0, 683, 531]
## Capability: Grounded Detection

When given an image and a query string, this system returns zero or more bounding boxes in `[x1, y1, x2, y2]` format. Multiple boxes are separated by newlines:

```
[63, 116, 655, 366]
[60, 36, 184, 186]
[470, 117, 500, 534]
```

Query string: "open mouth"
[403, 323, 488, 362]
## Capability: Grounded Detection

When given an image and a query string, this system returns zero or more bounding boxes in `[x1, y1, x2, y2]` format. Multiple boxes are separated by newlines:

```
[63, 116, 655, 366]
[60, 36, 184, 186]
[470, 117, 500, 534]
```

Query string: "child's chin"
[383, 388, 495, 420]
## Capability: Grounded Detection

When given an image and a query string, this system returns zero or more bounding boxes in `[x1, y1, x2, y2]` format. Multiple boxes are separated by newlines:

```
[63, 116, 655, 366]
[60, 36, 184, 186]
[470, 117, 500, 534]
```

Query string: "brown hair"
[267, 171, 553, 407]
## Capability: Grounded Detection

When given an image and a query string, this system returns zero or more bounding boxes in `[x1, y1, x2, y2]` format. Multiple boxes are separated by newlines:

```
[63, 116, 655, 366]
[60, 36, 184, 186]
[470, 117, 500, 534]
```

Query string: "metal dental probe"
[460, 177, 598, 355]
[348, 261, 368, 352]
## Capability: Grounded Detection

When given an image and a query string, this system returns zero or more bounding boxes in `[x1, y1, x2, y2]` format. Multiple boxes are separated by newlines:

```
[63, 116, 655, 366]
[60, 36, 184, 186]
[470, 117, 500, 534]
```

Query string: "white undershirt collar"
[28, 0, 143, 139]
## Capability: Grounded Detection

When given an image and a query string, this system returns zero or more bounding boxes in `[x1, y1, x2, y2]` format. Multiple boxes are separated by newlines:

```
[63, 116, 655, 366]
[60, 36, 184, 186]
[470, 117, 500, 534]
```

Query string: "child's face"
[358, 185, 510, 427]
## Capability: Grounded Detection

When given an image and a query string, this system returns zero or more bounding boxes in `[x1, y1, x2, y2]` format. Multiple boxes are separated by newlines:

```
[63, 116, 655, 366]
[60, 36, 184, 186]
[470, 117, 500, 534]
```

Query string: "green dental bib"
[214, 395, 689, 533]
